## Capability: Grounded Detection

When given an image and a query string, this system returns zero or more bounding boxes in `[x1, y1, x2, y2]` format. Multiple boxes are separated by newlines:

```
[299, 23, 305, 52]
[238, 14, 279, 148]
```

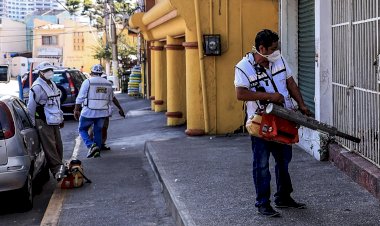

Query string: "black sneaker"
[87, 144, 100, 158]
[101, 144, 111, 151]
[275, 198, 306, 209]
[257, 204, 281, 217]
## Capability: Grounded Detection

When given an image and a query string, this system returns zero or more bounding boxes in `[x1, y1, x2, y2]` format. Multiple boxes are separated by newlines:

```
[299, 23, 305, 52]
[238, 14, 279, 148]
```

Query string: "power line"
[0, 24, 104, 32]
[0, 25, 106, 38]
[54, 0, 71, 14]
[0, 29, 101, 44]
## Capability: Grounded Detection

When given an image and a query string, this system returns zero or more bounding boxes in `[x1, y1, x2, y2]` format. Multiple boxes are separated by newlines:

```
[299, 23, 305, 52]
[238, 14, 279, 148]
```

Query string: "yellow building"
[33, 19, 100, 72]
[130, 0, 278, 135]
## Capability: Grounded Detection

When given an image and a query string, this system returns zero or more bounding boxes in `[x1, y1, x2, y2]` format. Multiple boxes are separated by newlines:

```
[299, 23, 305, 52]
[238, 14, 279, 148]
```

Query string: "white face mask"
[42, 70, 54, 80]
[266, 50, 281, 62]
[252, 46, 282, 62]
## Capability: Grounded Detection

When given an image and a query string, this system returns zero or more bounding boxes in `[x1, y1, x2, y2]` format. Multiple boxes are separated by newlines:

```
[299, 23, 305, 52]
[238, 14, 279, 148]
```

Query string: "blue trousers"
[251, 136, 293, 207]
[78, 116, 105, 149]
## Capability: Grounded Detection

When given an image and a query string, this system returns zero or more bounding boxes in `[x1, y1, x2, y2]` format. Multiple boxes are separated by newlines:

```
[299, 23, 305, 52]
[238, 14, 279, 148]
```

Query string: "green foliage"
[92, 34, 137, 63]
[83, 0, 93, 12]
[92, 41, 112, 61]
[65, 0, 81, 15]
[69, 1, 139, 67]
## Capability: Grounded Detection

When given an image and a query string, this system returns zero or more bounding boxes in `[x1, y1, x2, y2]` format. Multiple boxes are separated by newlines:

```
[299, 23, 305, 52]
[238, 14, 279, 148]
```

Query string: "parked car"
[0, 95, 49, 211]
[20, 68, 87, 114]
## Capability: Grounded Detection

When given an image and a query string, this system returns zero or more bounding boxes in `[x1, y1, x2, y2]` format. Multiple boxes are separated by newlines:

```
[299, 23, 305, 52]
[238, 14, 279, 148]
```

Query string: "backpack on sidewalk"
[61, 159, 92, 189]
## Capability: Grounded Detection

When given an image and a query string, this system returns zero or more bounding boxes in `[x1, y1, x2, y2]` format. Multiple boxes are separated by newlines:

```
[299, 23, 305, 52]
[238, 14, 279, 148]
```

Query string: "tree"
[66, 0, 139, 73]
[92, 34, 137, 71]
[66, 0, 81, 15]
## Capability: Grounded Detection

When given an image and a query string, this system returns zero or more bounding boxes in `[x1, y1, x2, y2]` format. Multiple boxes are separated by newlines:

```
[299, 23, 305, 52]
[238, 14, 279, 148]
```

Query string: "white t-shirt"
[234, 52, 294, 121]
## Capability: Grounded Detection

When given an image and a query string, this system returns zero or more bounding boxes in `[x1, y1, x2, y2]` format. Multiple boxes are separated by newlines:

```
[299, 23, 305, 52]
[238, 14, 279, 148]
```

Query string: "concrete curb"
[329, 143, 380, 200]
[144, 141, 196, 226]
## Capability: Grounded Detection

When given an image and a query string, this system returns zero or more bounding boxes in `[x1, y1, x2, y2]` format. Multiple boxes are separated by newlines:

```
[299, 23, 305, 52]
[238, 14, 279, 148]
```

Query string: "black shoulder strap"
[271, 58, 287, 77]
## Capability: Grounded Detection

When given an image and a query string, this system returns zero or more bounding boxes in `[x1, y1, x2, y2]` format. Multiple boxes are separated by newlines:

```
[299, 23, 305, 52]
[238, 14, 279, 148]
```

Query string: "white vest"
[31, 77, 64, 125]
[85, 77, 112, 110]
[235, 53, 294, 116]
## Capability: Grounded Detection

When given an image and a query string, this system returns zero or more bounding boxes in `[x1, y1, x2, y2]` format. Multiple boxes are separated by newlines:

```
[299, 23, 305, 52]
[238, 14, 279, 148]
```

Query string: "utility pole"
[109, 0, 119, 86]
[104, 0, 111, 76]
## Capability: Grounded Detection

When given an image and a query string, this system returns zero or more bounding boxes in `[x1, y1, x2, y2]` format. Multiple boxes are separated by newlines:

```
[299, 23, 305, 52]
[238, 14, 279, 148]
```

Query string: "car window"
[52, 71, 68, 85]
[12, 99, 33, 130]
[68, 71, 85, 90]
[78, 72, 87, 81]
[0, 102, 14, 139]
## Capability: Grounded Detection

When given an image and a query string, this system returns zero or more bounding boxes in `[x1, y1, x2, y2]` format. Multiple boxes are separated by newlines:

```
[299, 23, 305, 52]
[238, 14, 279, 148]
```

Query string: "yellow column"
[153, 41, 167, 112]
[165, 36, 186, 126]
[184, 28, 205, 136]
[149, 41, 156, 111]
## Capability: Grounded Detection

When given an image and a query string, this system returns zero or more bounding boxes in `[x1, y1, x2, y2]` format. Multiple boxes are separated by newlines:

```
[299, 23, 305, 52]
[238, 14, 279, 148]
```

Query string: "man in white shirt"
[235, 29, 311, 217]
[27, 61, 66, 181]
[74, 64, 113, 158]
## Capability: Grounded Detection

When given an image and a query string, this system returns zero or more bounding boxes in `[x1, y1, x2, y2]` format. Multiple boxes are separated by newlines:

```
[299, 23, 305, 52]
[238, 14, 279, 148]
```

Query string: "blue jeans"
[78, 116, 105, 149]
[251, 136, 293, 207]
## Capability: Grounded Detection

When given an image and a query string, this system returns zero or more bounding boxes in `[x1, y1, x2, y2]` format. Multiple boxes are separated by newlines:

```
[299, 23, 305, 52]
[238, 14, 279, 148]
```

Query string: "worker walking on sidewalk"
[74, 64, 113, 158]
[27, 61, 66, 180]
[234, 29, 311, 217]
[99, 73, 125, 151]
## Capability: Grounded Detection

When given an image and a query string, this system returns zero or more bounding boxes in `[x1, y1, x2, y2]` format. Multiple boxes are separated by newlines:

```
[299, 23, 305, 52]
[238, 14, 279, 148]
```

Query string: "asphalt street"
[52, 94, 183, 226]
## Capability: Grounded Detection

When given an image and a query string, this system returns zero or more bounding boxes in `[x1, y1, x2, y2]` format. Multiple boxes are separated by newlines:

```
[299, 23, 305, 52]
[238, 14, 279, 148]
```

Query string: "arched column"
[149, 41, 156, 111]
[165, 36, 186, 126]
[152, 41, 167, 112]
[183, 28, 205, 136]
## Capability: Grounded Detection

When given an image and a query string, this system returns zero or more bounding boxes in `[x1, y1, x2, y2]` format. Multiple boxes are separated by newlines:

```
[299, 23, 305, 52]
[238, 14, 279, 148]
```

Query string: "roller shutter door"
[298, 0, 315, 113]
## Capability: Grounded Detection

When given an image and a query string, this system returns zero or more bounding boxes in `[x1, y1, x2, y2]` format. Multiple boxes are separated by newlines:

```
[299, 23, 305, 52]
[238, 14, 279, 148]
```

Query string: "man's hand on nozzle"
[269, 92, 285, 105]
[299, 104, 312, 117]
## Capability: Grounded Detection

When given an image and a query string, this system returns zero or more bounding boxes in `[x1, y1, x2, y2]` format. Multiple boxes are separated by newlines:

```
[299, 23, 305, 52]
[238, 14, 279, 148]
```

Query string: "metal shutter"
[298, 0, 315, 113]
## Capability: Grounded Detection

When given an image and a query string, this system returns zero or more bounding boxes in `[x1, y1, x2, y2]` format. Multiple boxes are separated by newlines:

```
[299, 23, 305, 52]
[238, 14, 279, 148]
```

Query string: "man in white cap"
[27, 61, 66, 181]
[74, 64, 113, 158]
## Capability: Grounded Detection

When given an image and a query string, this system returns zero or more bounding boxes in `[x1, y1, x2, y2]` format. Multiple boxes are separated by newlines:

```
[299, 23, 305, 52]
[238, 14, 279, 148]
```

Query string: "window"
[12, 100, 32, 130]
[42, 36, 58, 45]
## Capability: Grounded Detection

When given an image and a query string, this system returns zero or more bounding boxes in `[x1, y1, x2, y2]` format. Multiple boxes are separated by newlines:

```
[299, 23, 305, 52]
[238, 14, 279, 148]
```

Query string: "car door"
[12, 100, 41, 164]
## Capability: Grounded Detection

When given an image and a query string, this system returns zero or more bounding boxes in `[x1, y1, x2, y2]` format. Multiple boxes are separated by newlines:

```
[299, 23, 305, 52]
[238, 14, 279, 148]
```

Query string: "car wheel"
[18, 171, 33, 211]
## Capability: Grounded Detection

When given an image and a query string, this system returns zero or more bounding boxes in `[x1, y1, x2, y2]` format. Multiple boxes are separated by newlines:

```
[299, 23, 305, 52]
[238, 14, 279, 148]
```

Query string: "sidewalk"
[145, 135, 380, 225]
[50, 93, 380, 226]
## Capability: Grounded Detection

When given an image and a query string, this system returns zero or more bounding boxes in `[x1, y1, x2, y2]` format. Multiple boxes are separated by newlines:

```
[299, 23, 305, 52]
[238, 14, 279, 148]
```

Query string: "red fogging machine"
[246, 103, 361, 144]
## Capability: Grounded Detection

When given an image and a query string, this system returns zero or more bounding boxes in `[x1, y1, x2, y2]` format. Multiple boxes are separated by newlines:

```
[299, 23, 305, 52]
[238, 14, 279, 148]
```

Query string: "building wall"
[212, 0, 279, 133]
[4, 0, 61, 21]
[61, 20, 100, 72]
[130, 0, 279, 134]
[25, 11, 70, 52]
[0, 18, 27, 65]
[33, 18, 64, 62]
[33, 19, 100, 72]
[280, 0, 333, 160]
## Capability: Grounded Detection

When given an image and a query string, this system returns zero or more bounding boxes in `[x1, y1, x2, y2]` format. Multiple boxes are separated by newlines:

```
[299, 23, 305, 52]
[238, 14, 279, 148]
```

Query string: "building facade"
[33, 18, 100, 72]
[0, 18, 27, 64]
[25, 9, 70, 52]
[2, 0, 62, 21]
[130, 0, 279, 134]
